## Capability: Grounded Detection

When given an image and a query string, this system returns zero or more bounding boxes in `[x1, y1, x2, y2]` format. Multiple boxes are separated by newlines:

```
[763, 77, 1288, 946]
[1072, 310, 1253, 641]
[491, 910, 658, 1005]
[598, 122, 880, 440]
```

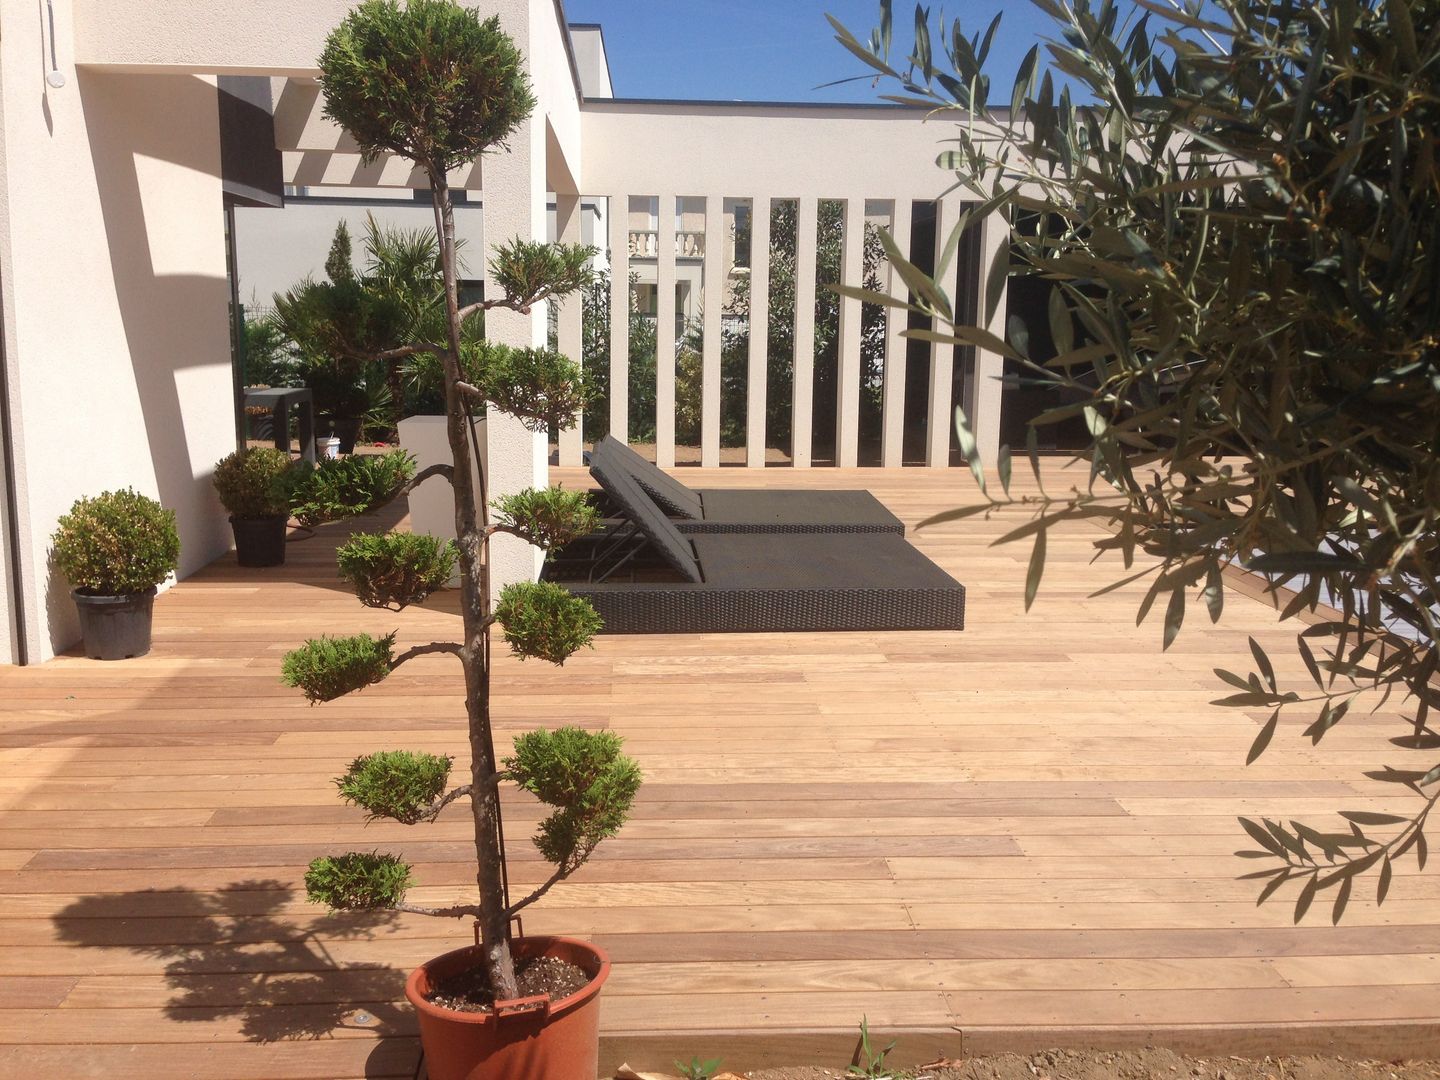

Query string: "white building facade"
[0, 0, 1014, 662]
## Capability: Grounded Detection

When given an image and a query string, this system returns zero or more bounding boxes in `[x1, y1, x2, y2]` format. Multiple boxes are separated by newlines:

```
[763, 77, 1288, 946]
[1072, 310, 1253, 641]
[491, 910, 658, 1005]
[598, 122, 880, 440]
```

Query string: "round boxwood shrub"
[52, 488, 180, 596]
[213, 447, 299, 519]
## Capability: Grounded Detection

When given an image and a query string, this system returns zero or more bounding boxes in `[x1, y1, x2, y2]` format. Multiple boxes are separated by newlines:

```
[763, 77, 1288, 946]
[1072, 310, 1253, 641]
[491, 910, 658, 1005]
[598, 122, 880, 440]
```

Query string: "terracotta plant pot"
[404, 936, 610, 1080]
[230, 515, 288, 568]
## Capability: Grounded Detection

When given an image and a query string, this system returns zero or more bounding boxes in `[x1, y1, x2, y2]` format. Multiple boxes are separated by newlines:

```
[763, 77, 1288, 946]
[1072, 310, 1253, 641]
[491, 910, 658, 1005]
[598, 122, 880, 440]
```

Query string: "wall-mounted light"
[45, 0, 67, 88]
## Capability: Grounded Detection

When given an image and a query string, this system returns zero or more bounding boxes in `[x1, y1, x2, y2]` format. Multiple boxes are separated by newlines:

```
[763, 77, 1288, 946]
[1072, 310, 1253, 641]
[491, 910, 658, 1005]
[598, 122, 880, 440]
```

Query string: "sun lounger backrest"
[588, 451, 703, 583]
[592, 436, 703, 519]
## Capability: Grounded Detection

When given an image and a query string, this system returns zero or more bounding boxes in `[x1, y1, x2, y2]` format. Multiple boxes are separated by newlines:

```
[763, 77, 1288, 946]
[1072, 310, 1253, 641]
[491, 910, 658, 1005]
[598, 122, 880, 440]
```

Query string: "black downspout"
[0, 262, 30, 665]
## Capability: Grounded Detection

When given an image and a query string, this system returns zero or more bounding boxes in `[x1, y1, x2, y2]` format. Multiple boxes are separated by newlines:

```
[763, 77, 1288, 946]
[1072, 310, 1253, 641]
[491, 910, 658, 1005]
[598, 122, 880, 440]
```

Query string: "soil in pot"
[427, 955, 591, 1014]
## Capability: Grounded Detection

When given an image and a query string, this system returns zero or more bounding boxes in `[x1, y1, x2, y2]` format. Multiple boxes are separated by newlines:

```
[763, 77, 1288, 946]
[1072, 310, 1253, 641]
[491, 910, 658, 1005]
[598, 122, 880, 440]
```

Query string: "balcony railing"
[628, 230, 705, 260]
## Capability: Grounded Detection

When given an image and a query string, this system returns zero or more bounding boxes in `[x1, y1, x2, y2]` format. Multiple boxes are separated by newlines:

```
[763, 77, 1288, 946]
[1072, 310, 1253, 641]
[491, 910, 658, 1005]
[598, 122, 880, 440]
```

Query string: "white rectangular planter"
[397, 413, 485, 550]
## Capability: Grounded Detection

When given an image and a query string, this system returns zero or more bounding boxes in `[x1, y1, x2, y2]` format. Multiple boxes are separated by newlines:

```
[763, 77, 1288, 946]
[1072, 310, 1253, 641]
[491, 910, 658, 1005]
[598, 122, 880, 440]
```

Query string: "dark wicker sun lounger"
[544, 458, 965, 634]
[588, 435, 904, 534]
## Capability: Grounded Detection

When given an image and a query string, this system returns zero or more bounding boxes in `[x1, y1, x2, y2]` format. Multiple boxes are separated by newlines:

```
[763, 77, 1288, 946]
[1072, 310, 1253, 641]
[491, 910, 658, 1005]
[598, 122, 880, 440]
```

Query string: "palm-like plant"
[281, 0, 637, 1001]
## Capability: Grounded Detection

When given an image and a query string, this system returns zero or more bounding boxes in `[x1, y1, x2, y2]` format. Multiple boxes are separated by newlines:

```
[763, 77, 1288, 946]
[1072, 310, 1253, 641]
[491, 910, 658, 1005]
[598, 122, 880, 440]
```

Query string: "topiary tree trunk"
[280, 0, 639, 1003]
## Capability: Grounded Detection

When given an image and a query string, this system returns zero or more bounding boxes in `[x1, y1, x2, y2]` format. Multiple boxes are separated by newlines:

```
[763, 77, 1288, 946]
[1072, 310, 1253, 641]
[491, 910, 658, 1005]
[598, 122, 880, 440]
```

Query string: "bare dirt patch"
[741, 1048, 1440, 1080]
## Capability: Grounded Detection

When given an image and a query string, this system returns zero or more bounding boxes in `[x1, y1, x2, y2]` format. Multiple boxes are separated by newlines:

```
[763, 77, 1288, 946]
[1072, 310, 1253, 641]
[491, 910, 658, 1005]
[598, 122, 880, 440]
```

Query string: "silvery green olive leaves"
[834, 0, 1440, 921]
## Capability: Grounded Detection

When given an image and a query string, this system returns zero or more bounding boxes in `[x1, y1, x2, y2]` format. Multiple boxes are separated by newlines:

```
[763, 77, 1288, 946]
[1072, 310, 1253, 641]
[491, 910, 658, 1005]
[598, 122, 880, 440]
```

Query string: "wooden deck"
[1, 462, 1437, 1078]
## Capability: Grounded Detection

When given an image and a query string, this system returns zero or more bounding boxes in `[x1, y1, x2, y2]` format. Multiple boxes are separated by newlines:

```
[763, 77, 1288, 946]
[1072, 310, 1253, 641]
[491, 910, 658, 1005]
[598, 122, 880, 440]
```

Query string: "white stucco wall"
[0, 1, 234, 661]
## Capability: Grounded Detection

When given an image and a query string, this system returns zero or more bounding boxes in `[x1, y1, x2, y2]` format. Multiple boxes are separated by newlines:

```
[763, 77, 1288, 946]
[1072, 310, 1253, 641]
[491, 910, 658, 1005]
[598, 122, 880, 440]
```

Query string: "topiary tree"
[836, 0, 1440, 919]
[282, 0, 639, 1001]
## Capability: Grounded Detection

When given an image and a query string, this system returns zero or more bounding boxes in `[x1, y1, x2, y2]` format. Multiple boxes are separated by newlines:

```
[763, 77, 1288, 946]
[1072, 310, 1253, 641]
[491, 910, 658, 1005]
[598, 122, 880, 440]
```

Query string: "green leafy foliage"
[288, 450, 415, 527]
[336, 750, 452, 824]
[492, 487, 600, 550]
[487, 239, 597, 310]
[51, 488, 180, 596]
[505, 727, 641, 872]
[674, 1057, 724, 1080]
[305, 851, 412, 911]
[494, 581, 602, 664]
[846, 1015, 897, 1079]
[213, 447, 302, 519]
[337, 532, 456, 609]
[469, 341, 593, 433]
[281, 632, 396, 704]
[319, 0, 535, 175]
[846, 0, 1440, 915]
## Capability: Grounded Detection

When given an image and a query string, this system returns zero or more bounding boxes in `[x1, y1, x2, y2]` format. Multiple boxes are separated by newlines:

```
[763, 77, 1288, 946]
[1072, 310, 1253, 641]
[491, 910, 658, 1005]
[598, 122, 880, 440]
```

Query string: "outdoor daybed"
[587, 435, 905, 534]
[544, 458, 965, 634]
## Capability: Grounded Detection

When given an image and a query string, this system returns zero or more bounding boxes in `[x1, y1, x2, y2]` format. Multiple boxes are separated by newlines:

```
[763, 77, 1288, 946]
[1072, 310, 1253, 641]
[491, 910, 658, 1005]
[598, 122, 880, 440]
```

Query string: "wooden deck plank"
[0, 462, 1434, 1072]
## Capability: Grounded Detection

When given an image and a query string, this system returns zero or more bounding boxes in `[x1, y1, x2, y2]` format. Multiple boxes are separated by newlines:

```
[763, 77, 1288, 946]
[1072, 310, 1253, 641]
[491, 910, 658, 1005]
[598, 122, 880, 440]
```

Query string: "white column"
[655, 193, 677, 467]
[791, 197, 818, 469]
[555, 192, 583, 466]
[835, 196, 865, 468]
[881, 198, 912, 468]
[701, 196, 724, 468]
[970, 208, 1010, 469]
[608, 191, 630, 444]
[926, 195, 959, 468]
[480, 118, 547, 593]
[745, 197, 771, 468]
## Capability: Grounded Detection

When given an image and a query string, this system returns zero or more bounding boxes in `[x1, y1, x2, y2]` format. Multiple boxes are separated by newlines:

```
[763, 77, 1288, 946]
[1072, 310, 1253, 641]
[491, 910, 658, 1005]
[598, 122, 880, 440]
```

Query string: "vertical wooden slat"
[745, 197, 771, 468]
[926, 195, 958, 468]
[881, 198, 912, 469]
[835, 196, 865, 468]
[970, 207, 1010, 470]
[555, 193, 584, 465]
[608, 192, 630, 444]
[700, 196, 724, 468]
[791, 197, 818, 469]
[655, 194, 677, 468]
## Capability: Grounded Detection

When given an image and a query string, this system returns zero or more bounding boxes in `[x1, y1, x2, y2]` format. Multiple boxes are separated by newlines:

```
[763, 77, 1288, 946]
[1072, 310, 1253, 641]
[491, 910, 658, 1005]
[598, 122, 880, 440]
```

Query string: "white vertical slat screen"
[700, 196, 724, 468]
[608, 192, 630, 445]
[654, 194, 677, 467]
[745, 197, 771, 468]
[970, 207, 1010, 469]
[926, 195, 958, 468]
[555, 193, 584, 466]
[585, 187, 986, 469]
[791, 197, 819, 469]
[835, 197, 865, 468]
[881, 198, 912, 468]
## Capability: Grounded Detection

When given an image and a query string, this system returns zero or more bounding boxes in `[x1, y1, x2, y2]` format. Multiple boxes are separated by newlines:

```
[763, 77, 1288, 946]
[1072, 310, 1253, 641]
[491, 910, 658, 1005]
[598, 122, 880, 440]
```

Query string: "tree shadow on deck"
[54, 881, 419, 1062]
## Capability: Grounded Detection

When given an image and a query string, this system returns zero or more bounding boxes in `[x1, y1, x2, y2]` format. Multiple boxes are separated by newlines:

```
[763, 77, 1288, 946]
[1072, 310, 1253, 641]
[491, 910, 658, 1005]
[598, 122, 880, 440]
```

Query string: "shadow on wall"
[43, 72, 236, 653]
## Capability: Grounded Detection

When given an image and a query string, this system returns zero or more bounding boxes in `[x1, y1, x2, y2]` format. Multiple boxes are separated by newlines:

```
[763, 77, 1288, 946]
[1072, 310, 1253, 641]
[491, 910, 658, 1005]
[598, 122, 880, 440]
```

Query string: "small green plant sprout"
[494, 581, 603, 665]
[847, 1015, 898, 1079]
[673, 1056, 724, 1080]
[285, 0, 636, 1003]
[337, 532, 457, 609]
[51, 488, 180, 596]
[492, 487, 600, 550]
[288, 449, 416, 528]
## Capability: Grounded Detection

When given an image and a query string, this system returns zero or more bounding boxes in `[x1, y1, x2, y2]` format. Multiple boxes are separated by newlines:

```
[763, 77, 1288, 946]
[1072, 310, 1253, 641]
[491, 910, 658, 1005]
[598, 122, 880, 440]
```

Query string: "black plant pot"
[230, 515, 288, 568]
[334, 416, 362, 454]
[73, 588, 156, 660]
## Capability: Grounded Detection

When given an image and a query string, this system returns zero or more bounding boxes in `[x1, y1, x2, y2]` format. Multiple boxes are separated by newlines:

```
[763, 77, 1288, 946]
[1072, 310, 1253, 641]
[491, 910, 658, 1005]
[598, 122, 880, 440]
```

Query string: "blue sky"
[561, 0, 1031, 104]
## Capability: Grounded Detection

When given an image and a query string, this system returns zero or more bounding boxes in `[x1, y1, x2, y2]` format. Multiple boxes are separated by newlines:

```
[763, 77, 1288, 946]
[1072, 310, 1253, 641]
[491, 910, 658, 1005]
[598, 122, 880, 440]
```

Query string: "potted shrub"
[213, 447, 302, 567]
[279, 5, 631, 1078]
[51, 488, 180, 660]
